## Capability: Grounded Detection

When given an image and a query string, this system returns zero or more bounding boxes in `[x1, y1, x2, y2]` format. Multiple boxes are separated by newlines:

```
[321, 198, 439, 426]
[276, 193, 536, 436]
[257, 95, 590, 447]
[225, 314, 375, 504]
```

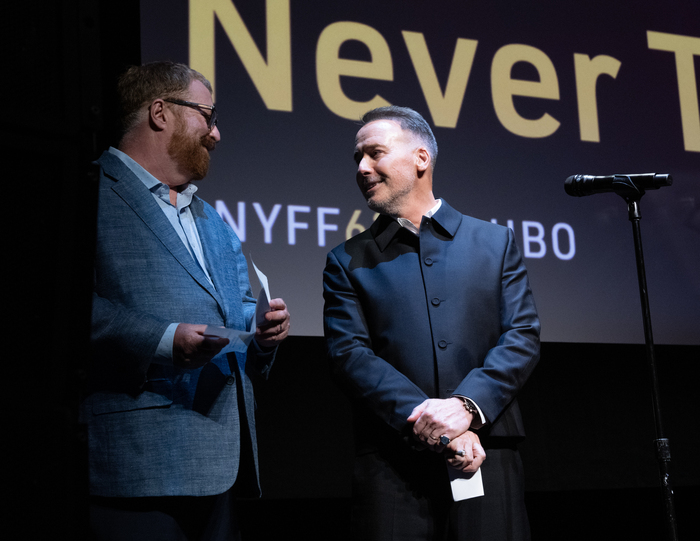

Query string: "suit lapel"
[99, 152, 223, 306]
[192, 198, 248, 329]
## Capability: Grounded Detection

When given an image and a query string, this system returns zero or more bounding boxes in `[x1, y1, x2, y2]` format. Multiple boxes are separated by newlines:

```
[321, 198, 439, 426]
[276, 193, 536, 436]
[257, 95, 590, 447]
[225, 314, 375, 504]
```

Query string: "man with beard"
[85, 61, 290, 541]
[323, 106, 540, 540]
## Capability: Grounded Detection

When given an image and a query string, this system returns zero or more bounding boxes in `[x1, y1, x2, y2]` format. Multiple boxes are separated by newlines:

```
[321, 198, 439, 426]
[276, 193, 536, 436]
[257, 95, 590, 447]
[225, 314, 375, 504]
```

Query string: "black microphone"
[564, 173, 672, 197]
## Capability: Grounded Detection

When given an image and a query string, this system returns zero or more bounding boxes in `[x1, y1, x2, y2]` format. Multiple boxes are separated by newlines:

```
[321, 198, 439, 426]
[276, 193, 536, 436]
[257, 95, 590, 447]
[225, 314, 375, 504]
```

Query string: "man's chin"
[366, 200, 385, 215]
[190, 169, 209, 182]
[189, 157, 210, 181]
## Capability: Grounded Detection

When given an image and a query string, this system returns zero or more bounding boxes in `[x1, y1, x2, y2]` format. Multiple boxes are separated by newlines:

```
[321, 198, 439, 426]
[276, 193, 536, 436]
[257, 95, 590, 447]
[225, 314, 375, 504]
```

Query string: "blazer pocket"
[90, 382, 173, 415]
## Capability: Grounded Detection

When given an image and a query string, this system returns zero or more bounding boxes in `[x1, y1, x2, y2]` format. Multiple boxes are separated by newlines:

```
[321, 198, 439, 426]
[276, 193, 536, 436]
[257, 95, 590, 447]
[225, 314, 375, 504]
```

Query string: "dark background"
[6, 1, 698, 539]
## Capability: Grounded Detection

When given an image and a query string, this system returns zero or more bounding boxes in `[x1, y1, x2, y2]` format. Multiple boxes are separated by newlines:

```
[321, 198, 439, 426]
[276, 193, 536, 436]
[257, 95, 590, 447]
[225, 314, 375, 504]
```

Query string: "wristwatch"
[460, 397, 478, 416]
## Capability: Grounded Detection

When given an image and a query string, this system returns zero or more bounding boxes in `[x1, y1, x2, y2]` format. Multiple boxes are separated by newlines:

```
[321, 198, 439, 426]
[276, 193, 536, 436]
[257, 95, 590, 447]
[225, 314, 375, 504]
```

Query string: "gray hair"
[361, 106, 438, 170]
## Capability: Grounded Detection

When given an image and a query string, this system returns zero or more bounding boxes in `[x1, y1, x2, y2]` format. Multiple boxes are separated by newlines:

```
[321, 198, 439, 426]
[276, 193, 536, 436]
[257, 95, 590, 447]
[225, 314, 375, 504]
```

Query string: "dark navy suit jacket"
[84, 150, 271, 498]
[323, 200, 540, 451]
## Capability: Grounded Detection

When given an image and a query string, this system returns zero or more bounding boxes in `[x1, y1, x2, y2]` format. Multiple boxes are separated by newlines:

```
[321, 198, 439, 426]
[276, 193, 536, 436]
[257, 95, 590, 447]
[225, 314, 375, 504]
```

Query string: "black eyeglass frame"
[164, 98, 218, 130]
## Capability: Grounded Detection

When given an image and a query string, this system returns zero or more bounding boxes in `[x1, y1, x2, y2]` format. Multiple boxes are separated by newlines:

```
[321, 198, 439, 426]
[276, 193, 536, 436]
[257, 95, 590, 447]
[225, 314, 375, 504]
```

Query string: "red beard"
[167, 116, 216, 181]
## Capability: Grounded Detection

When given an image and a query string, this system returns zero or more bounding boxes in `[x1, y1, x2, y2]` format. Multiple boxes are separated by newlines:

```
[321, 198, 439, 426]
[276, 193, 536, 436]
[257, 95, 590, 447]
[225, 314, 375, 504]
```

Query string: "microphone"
[564, 173, 672, 197]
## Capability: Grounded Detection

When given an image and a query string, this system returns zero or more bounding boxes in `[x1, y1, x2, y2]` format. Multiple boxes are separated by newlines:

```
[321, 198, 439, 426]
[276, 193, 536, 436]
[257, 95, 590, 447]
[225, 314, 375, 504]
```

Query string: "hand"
[446, 431, 486, 473]
[407, 397, 473, 450]
[255, 298, 290, 349]
[173, 323, 229, 368]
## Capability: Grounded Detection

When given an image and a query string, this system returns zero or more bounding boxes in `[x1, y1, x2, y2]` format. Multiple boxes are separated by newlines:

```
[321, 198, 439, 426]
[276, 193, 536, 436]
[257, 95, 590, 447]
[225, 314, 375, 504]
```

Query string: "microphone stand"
[615, 177, 678, 541]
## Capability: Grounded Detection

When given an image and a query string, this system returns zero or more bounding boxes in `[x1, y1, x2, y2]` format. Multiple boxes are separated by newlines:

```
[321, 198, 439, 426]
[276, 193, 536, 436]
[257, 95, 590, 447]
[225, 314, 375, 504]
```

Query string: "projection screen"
[139, 0, 700, 344]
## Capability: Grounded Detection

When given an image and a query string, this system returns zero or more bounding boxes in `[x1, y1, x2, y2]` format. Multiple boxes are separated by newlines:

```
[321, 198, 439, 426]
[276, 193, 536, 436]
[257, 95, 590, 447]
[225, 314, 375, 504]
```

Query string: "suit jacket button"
[226, 376, 235, 385]
[424, 257, 433, 266]
[431, 297, 441, 306]
[438, 340, 448, 349]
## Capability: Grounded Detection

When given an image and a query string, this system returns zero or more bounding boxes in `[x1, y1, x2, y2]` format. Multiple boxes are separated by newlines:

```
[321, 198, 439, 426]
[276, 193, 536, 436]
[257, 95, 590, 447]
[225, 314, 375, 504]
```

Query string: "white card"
[251, 259, 271, 328]
[447, 464, 485, 501]
[202, 325, 254, 353]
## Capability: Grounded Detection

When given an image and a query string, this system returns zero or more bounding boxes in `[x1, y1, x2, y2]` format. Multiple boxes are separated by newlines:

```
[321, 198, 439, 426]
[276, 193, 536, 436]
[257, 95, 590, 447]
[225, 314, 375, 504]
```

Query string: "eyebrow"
[353, 143, 382, 163]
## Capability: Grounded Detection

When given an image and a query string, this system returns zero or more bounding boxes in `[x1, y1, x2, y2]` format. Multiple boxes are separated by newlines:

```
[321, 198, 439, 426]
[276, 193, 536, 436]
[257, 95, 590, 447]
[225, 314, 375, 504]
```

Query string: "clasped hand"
[407, 397, 485, 472]
[444, 431, 486, 473]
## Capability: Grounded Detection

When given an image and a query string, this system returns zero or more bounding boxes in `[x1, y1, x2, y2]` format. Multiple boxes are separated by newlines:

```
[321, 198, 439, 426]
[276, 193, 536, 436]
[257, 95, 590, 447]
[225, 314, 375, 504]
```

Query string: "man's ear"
[149, 99, 168, 131]
[415, 146, 431, 173]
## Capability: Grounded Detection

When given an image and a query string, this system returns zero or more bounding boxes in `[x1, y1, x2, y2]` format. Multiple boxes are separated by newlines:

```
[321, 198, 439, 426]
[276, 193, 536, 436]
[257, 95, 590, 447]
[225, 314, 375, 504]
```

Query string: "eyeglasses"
[164, 98, 218, 131]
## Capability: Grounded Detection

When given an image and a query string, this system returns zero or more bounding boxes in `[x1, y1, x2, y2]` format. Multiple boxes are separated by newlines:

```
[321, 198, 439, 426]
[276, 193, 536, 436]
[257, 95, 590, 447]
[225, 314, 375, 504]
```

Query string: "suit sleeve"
[91, 292, 170, 390]
[453, 228, 541, 426]
[323, 250, 429, 434]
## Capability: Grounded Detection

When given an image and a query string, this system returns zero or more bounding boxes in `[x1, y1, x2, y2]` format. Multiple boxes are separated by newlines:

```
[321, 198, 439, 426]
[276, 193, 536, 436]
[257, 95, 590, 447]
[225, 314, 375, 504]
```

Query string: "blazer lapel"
[192, 198, 248, 329]
[99, 152, 223, 305]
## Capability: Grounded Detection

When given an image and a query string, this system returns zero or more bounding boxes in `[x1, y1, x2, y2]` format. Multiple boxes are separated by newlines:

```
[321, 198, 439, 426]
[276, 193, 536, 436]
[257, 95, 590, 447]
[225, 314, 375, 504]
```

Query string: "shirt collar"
[372, 199, 461, 252]
[107, 146, 198, 204]
[396, 199, 443, 235]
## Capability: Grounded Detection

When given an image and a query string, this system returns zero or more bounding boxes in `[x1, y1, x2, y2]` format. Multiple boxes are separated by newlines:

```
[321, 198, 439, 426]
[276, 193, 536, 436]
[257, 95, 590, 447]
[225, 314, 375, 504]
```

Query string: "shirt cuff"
[152, 322, 179, 365]
[453, 395, 487, 429]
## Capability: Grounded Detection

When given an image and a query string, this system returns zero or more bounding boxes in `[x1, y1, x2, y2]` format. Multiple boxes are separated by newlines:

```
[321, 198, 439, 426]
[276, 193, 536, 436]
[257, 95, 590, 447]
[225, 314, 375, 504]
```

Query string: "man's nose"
[357, 156, 371, 174]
